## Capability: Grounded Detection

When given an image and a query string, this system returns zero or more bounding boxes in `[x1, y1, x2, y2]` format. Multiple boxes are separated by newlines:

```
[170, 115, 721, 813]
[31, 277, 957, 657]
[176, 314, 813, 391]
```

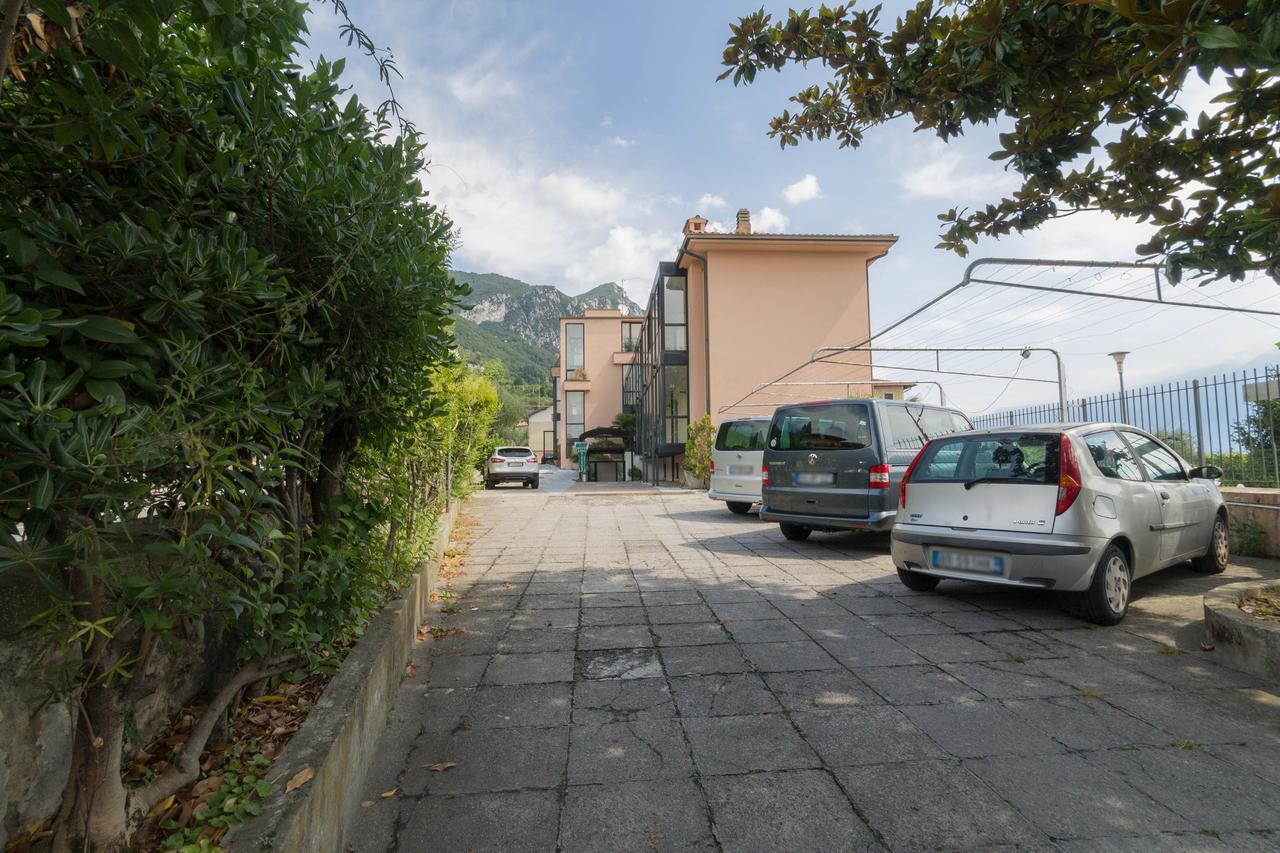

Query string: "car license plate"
[729, 464, 753, 475]
[794, 472, 835, 485]
[931, 549, 1003, 575]
[508, 461, 523, 467]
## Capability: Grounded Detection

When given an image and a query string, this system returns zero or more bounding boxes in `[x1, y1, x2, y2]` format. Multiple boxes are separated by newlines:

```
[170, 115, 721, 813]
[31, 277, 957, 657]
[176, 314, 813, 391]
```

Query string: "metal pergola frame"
[722, 257, 1280, 418]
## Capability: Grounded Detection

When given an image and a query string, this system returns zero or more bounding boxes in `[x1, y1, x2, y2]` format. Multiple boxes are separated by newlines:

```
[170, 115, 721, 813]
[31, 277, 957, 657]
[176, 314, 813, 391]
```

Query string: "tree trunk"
[312, 417, 356, 524]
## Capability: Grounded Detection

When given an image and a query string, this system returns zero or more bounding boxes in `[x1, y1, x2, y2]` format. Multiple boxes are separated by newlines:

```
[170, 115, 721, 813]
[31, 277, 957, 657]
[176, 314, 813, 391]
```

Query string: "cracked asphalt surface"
[348, 471, 1280, 852]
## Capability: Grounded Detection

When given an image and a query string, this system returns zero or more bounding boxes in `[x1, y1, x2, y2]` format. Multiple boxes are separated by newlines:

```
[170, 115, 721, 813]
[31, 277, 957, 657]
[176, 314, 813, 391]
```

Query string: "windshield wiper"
[963, 476, 1020, 490]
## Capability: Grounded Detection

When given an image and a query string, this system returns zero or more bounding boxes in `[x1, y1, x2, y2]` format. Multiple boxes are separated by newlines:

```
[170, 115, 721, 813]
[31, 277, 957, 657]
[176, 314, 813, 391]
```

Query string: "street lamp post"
[1109, 351, 1130, 423]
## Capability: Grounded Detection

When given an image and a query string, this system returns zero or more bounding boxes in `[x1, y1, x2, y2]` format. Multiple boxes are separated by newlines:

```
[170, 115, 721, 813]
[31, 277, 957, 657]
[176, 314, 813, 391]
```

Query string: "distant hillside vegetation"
[450, 270, 642, 386]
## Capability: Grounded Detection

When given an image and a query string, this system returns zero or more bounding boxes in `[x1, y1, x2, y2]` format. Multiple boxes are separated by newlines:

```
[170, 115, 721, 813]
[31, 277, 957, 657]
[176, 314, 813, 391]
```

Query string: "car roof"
[723, 415, 772, 422]
[774, 398, 957, 411]
[959, 422, 1146, 438]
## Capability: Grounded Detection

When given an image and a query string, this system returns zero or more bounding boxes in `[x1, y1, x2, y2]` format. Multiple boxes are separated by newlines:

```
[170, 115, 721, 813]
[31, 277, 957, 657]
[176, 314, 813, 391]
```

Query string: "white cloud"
[444, 49, 520, 104]
[754, 207, 790, 233]
[607, 135, 635, 149]
[600, 115, 613, 127]
[783, 174, 823, 205]
[563, 226, 678, 302]
[538, 172, 627, 217]
[698, 193, 727, 210]
[705, 220, 729, 233]
[899, 140, 1019, 200]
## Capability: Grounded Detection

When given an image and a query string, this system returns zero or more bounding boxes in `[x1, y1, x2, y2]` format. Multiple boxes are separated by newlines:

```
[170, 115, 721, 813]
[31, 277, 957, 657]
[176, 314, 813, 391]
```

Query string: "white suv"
[709, 417, 770, 514]
[485, 446, 540, 489]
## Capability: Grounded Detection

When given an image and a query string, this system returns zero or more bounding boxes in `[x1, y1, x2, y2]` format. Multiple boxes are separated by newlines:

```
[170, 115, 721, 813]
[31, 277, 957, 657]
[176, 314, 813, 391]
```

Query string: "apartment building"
[555, 209, 906, 483]
[630, 210, 903, 482]
[553, 308, 642, 478]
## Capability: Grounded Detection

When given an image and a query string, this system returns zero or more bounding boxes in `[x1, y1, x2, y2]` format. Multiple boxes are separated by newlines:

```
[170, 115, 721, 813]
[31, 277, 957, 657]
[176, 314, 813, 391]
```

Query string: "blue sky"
[303, 1, 1279, 412]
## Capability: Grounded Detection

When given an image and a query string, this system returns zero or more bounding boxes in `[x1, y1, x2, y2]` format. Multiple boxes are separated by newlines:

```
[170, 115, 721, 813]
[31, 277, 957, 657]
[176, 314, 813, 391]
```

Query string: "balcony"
[612, 351, 636, 365]
[564, 367, 591, 391]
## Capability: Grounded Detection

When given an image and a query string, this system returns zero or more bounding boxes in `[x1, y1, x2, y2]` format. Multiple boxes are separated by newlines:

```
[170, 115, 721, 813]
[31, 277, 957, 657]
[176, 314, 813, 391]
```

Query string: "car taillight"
[1056, 434, 1082, 516]
[761, 464, 769, 486]
[900, 441, 930, 508]
[710, 459, 715, 475]
[527, 456, 538, 463]
[489, 456, 503, 463]
[869, 463, 890, 488]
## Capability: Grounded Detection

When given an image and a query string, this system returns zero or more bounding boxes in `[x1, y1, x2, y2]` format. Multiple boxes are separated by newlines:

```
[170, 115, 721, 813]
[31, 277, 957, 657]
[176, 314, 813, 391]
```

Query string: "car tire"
[1081, 543, 1131, 626]
[896, 568, 940, 592]
[780, 523, 811, 542]
[726, 501, 752, 515]
[1190, 515, 1228, 574]
[531, 479, 540, 490]
[484, 480, 494, 490]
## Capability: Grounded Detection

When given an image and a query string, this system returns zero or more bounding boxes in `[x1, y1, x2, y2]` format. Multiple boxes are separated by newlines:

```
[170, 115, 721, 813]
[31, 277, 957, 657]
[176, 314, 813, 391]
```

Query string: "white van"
[709, 416, 770, 514]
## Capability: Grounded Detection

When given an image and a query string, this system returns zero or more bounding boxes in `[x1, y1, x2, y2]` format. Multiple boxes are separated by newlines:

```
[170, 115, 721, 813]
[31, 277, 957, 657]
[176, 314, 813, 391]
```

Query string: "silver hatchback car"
[890, 423, 1227, 624]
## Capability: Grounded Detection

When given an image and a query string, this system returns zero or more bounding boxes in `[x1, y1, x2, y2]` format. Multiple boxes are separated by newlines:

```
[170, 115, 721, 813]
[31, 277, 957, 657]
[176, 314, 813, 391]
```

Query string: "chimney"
[735, 208, 751, 234]
[683, 215, 708, 235]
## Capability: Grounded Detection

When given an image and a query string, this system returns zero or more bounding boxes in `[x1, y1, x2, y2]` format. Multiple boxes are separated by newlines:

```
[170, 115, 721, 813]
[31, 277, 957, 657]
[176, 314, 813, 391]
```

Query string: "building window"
[622, 363, 636, 412]
[566, 391, 585, 445]
[622, 322, 641, 352]
[663, 276, 687, 352]
[566, 323, 584, 371]
[664, 365, 688, 444]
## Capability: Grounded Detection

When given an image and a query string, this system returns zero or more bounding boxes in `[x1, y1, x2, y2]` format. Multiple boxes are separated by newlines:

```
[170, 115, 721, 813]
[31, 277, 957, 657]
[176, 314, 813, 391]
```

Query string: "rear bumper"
[487, 470, 538, 481]
[709, 488, 760, 504]
[759, 506, 896, 532]
[890, 523, 1106, 592]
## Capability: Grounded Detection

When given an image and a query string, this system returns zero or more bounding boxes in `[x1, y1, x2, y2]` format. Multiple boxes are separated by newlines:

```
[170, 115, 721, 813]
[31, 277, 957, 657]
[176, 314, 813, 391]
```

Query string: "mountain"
[451, 271, 642, 385]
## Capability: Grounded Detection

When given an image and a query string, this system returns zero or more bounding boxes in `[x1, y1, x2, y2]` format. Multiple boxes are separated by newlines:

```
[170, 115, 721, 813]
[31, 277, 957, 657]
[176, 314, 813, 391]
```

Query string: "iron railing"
[971, 366, 1280, 487]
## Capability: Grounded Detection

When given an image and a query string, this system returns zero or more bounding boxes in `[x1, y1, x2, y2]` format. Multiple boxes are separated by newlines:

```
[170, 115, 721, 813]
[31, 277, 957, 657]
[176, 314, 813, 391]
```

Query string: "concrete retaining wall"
[1221, 487, 1280, 557]
[1203, 580, 1280, 682]
[225, 501, 459, 852]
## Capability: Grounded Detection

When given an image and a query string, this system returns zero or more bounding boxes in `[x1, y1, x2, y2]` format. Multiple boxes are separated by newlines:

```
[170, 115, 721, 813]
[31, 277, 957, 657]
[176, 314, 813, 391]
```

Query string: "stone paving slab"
[347, 482, 1280, 851]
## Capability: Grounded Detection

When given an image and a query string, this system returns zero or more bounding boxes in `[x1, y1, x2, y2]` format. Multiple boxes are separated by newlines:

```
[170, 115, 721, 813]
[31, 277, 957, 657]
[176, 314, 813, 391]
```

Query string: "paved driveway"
[350, 484, 1280, 852]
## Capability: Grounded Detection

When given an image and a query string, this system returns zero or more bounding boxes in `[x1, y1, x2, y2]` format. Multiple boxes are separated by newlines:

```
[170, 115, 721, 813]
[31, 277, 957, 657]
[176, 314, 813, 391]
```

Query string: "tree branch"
[0, 0, 23, 88]
[130, 655, 294, 816]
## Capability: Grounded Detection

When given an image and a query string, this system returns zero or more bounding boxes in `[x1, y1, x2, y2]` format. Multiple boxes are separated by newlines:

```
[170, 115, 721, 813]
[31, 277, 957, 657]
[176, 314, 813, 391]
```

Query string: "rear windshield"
[912, 433, 1060, 485]
[768, 403, 872, 451]
[496, 447, 532, 458]
[716, 420, 767, 451]
[881, 405, 972, 451]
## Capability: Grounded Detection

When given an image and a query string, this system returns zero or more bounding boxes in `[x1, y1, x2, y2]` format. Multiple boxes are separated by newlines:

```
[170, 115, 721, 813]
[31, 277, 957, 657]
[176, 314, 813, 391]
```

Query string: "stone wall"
[0, 626, 221, 845]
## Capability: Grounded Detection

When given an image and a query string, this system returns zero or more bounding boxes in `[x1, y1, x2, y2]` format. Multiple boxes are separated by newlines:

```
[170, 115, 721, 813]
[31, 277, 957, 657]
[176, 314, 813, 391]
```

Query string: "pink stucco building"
[554, 209, 907, 482]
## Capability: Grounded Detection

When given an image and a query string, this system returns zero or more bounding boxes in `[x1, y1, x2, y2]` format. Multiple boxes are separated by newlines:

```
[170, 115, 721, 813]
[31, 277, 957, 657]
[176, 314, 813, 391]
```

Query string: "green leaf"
[35, 260, 85, 295]
[1196, 25, 1245, 50]
[85, 379, 126, 404]
[2, 230, 38, 267]
[32, 470, 53, 510]
[77, 316, 138, 344]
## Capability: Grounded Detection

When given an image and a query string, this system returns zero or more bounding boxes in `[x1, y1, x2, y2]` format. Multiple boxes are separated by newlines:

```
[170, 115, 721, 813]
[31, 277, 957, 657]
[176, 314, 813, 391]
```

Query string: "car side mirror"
[1188, 465, 1222, 480]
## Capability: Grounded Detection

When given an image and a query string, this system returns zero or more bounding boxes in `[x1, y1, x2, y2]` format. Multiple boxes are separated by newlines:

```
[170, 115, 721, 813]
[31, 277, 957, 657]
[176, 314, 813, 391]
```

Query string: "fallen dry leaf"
[285, 767, 315, 793]
[1200, 642, 1215, 652]
[425, 761, 457, 772]
[91, 736, 104, 749]
[361, 800, 375, 808]
[405, 663, 419, 678]
[380, 788, 398, 798]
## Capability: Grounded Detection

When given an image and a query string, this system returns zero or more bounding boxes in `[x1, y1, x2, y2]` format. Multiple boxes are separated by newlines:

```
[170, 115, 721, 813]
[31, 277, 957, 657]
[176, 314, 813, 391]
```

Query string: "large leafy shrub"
[0, 0, 489, 846]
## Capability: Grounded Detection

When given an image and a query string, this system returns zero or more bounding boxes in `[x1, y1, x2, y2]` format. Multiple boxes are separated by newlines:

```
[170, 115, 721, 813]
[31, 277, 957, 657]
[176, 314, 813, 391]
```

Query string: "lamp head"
[1108, 351, 1129, 368]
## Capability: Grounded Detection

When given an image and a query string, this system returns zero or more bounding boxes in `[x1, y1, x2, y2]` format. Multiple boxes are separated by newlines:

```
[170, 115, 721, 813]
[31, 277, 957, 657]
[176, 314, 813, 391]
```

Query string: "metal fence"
[971, 365, 1280, 487]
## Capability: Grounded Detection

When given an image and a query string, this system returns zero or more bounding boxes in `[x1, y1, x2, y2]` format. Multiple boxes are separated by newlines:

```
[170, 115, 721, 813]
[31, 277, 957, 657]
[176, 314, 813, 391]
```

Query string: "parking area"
[350, 486, 1280, 852]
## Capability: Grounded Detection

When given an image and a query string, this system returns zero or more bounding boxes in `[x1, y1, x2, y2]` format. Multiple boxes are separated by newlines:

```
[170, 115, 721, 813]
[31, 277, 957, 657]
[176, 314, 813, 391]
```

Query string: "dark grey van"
[760, 399, 972, 541]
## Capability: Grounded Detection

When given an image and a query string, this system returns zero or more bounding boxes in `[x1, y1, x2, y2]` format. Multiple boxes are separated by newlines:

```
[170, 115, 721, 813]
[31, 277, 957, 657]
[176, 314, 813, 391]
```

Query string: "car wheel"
[484, 480, 494, 490]
[896, 568, 940, 592]
[726, 501, 752, 515]
[1190, 515, 1228, 574]
[531, 478, 540, 490]
[779, 523, 811, 542]
[1082, 543, 1131, 626]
